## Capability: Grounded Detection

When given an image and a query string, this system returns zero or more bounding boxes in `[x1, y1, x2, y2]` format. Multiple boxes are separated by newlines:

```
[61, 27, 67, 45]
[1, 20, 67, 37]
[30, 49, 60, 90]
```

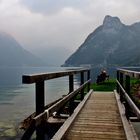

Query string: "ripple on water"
[0, 121, 19, 139]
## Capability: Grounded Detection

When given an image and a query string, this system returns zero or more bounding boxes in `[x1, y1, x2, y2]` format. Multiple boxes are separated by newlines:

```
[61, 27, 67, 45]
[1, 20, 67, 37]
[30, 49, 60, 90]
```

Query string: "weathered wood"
[20, 98, 62, 130]
[69, 74, 74, 114]
[117, 68, 140, 79]
[117, 70, 120, 93]
[87, 70, 90, 91]
[120, 72, 124, 103]
[52, 89, 93, 140]
[22, 68, 90, 84]
[36, 81, 45, 115]
[35, 81, 45, 140]
[69, 75, 74, 93]
[125, 75, 130, 95]
[114, 90, 138, 140]
[21, 120, 36, 140]
[21, 68, 91, 140]
[33, 80, 91, 127]
[116, 80, 140, 119]
[48, 80, 91, 116]
[56, 92, 127, 140]
[80, 71, 84, 100]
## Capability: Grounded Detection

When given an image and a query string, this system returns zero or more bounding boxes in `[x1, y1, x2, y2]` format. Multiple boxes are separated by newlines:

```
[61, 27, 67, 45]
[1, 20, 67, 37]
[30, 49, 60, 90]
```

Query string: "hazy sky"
[0, 0, 140, 64]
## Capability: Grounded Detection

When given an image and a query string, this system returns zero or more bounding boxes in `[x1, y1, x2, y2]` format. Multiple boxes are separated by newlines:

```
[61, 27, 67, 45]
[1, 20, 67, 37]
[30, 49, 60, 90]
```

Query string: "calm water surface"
[0, 66, 80, 139]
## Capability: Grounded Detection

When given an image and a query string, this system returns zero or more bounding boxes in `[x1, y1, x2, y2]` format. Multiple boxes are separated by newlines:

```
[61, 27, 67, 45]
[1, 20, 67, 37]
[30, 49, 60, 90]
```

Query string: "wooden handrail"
[116, 80, 140, 119]
[52, 89, 93, 140]
[22, 68, 90, 84]
[117, 68, 140, 121]
[21, 68, 91, 140]
[117, 68, 140, 78]
[34, 79, 91, 126]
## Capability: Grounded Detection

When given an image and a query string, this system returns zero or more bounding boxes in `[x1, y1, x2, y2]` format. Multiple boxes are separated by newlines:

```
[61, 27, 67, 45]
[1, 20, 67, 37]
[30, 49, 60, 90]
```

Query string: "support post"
[35, 81, 45, 115]
[69, 75, 74, 115]
[69, 75, 74, 93]
[117, 70, 120, 93]
[35, 81, 45, 140]
[80, 72, 84, 100]
[120, 72, 124, 103]
[125, 75, 130, 95]
[87, 70, 90, 92]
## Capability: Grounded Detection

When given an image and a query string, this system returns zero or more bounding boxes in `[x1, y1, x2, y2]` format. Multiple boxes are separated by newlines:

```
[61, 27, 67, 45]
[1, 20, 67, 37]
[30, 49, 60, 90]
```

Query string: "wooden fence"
[21, 68, 91, 140]
[116, 68, 140, 120]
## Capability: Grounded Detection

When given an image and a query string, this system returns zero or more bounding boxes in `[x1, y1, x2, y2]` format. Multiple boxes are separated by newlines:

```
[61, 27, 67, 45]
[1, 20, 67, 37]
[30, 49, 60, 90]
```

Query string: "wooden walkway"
[53, 91, 127, 140]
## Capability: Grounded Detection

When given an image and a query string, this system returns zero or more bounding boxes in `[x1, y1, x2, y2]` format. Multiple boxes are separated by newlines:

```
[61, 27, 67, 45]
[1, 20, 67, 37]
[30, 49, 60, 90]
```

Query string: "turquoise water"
[0, 66, 79, 139]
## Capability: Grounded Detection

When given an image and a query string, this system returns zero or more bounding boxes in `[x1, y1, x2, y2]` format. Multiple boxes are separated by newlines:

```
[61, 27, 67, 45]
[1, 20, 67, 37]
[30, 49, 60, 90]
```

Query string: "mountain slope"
[63, 15, 140, 67]
[0, 32, 45, 66]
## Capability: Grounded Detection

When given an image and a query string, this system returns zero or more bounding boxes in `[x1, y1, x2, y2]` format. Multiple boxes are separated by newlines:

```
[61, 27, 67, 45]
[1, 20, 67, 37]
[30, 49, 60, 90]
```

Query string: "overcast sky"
[0, 0, 140, 64]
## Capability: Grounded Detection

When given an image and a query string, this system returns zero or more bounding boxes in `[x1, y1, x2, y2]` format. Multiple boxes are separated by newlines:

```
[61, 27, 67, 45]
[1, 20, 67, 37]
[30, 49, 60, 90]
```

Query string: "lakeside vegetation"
[130, 78, 140, 108]
[90, 78, 116, 91]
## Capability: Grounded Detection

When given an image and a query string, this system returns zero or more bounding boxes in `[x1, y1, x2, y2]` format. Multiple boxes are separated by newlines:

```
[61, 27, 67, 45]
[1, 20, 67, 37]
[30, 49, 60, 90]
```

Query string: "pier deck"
[59, 92, 127, 140]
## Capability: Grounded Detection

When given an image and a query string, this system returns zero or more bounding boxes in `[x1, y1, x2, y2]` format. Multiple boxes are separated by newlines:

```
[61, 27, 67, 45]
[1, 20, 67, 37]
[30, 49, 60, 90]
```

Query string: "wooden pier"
[52, 91, 136, 140]
[20, 68, 140, 140]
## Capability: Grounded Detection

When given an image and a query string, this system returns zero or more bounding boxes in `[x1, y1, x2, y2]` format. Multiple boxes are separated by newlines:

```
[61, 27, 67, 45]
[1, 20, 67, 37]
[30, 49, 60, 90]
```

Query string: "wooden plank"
[61, 92, 127, 140]
[51, 89, 93, 140]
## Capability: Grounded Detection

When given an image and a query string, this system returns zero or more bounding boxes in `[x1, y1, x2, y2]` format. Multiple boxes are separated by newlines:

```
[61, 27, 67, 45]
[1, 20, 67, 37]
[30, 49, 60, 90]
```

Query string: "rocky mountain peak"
[63, 15, 140, 68]
[102, 15, 123, 32]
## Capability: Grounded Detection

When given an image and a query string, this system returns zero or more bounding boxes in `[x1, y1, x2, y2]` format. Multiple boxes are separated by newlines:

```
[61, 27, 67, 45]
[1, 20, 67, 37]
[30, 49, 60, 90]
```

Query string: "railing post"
[117, 70, 120, 93]
[69, 75, 74, 93]
[87, 70, 90, 91]
[35, 81, 45, 140]
[36, 81, 45, 115]
[125, 75, 130, 95]
[124, 101, 130, 120]
[80, 71, 84, 100]
[120, 72, 124, 102]
[69, 74, 74, 115]
[124, 75, 131, 119]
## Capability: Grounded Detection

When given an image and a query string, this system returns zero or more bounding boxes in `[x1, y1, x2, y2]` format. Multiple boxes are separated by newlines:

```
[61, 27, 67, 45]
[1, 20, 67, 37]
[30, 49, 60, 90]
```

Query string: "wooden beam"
[116, 80, 140, 119]
[35, 81, 45, 115]
[52, 89, 93, 140]
[33, 80, 91, 127]
[114, 90, 139, 140]
[22, 68, 90, 84]
[117, 68, 140, 79]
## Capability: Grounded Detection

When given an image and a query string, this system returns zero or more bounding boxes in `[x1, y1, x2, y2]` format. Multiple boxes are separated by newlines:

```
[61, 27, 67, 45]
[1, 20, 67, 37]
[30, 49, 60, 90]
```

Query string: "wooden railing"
[116, 68, 140, 120]
[21, 68, 91, 140]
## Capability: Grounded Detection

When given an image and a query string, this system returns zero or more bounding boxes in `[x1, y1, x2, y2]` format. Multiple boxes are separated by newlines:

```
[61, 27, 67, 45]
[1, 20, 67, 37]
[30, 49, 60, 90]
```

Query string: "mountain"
[63, 15, 140, 67]
[0, 32, 45, 66]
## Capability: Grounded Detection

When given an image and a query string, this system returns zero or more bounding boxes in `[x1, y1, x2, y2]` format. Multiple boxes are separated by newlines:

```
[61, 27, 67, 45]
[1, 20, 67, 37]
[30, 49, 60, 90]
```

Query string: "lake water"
[0, 66, 82, 139]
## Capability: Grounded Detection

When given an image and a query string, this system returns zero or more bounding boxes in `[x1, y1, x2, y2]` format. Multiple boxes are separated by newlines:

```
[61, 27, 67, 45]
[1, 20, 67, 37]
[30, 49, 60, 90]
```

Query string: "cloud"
[0, 0, 93, 52]
[20, 0, 89, 15]
[19, 0, 140, 26]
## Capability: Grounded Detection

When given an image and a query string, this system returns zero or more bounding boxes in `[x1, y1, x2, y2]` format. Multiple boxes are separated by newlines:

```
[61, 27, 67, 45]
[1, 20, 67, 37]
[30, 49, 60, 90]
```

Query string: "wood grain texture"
[63, 92, 126, 140]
